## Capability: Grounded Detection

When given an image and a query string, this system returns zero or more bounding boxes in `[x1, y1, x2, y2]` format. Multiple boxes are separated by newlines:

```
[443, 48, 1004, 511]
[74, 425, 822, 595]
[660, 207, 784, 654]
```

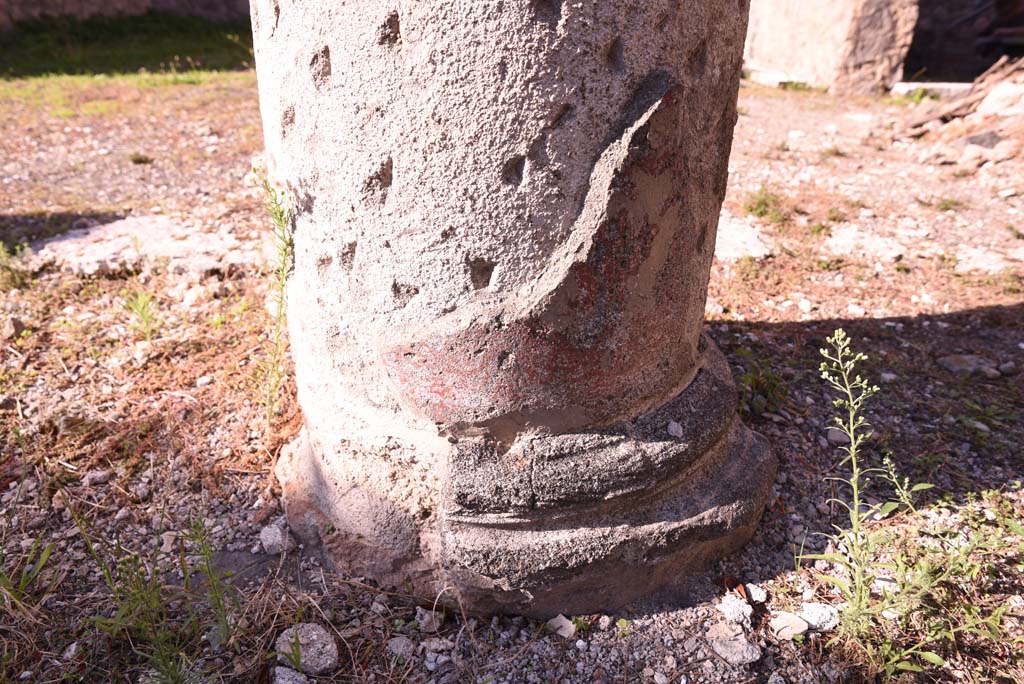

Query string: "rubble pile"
[900, 57, 1024, 170]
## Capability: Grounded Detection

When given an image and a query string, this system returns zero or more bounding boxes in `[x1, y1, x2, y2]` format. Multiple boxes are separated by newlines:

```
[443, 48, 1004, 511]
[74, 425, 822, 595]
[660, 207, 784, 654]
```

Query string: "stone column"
[251, 0, 775, 616]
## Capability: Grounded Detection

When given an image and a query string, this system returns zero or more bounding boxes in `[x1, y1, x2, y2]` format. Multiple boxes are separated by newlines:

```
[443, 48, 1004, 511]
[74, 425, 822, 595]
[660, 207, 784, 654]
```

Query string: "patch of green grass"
[935, 198, 965, 212]
[124, 290, 161, 341]
[0, 242, 31, 290]
[736, 254, 761, 281]
[80, 98, 119, 116]
[826, 207, 846, 223]
[778, 81, 814, 92]
[72, 506, 240, 682]
[735, 348, 786, 417]
[0, 69, 255, 122]
[0, 12, 253, 79]
[820, 146, 847, 160]
[809, 222, 832, 237]
[887, 87, 939, 107]
[744, 186, 789, 226]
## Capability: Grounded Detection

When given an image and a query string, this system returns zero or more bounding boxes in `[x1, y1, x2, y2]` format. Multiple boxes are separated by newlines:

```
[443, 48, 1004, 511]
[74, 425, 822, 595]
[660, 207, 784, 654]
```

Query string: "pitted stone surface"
[255, 0, 745, 451]
[256, 0, 774, 615]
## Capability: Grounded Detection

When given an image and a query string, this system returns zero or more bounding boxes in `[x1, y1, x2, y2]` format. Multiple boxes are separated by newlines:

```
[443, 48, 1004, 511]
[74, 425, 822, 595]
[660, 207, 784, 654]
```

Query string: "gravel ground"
[1, 74, 1021, 684]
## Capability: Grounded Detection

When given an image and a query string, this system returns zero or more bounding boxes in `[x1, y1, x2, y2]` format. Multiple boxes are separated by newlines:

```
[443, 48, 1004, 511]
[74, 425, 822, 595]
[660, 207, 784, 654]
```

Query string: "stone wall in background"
[0, 0, 248, 29]
[744, 0, 919, 94]
[833, 0, 921, 93]
[744, 0, 858, 91]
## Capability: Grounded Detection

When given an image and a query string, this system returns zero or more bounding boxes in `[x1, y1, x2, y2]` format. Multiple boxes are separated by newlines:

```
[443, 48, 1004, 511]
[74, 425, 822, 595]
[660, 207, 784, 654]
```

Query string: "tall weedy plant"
[260, 179, 294, 429]
[803, 329, 1008, 679]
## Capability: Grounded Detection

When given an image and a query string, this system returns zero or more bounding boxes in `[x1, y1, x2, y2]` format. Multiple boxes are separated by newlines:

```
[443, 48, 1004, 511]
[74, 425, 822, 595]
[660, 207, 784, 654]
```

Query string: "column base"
[276, 337, 776, 617]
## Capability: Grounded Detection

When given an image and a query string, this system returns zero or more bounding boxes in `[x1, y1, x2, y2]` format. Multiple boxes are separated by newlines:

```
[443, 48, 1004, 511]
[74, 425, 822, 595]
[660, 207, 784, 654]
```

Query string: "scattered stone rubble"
[901, 57, 1024, 171]
[274, 623, 338, 676]
[32, 214, 267, 278]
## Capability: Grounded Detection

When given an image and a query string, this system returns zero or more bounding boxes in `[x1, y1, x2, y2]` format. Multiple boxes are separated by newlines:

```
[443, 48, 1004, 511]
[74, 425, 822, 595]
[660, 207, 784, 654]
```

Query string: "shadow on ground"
[716, 301, 1023, 489]
[1, 210, 127, 246]
[706, 301, 1022, 569]
[0, 12, 253, 78]
[629, 302, 1022, 623]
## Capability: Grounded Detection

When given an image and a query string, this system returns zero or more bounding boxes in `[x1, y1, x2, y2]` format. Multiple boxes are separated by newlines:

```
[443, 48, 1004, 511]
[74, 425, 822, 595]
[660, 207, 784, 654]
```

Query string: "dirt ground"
[1, 69, 1022, 684]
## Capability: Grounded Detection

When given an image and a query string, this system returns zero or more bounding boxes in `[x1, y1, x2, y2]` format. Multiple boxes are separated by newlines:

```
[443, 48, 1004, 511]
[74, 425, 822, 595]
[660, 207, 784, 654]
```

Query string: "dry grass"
[2, 20, 1023, 684]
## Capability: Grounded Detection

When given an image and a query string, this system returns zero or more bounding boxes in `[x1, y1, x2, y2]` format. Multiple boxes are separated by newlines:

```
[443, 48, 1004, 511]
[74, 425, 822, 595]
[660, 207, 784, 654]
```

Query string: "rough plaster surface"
[254, 0, 775, 615]
[744, 0, 919, 94]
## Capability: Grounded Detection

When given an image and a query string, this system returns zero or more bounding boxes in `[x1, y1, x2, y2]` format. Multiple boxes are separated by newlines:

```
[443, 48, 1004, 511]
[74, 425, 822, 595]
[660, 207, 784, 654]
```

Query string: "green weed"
[935, 198, 965, 212]
[0, 537, 56, 621]
[820, 146, 847, 160]
[800, 330, 1011, 679]
[571, 616, 591, 634]
[124, 290, 161, 341]
[0, 242, 31, 290]
[817, 258, 845, 271]
[887, 87, 938, 107]
[0, 12, 252, 79]
[744, 186, 788, 226]
[187, 517, 240, 653]
[72, 503, 239, 682]
[259, 180, 294, 428]
[736, 255, 761, 281]
[778, 81, 814, 92]
[735, 348, 786, 417]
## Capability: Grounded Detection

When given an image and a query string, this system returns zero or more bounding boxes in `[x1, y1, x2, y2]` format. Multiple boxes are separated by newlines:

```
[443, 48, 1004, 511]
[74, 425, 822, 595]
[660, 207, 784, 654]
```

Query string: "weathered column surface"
[251, 0, 775, 616]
